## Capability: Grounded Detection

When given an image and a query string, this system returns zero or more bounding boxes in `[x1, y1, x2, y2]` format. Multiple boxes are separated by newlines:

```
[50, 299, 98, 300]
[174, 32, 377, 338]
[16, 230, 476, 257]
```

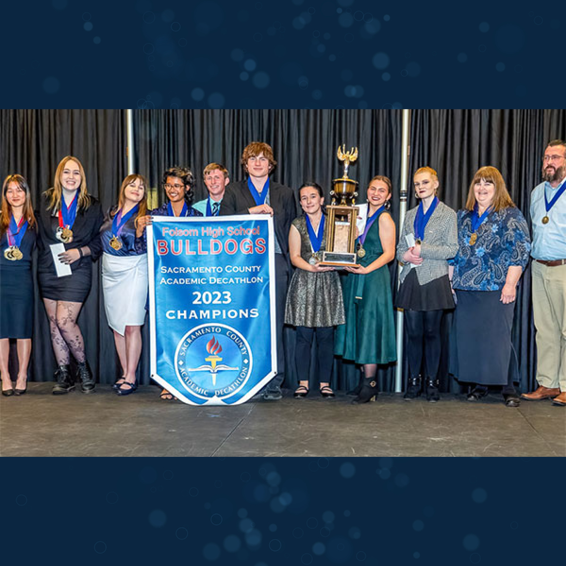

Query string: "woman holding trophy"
[285, 182, 345, 399]
[335, 175, 397, 404]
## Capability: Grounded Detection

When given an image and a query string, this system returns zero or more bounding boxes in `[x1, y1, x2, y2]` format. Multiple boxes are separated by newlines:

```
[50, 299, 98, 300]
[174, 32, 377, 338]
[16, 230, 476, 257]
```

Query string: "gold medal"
[469, 233, 478, 246]
[542, 215, 549, 224]
[415, 239, 422, 246]
[56, 226, 73, 243]
[109, 235, 123, 250]
[4, 246, 15, 260]
[357, 247, 366, 258]
[11, 247, 23, 261]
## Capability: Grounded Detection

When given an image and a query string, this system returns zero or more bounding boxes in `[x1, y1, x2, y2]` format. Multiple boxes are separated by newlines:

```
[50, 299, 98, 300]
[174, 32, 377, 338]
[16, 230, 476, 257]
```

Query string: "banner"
[148, 216, 277, 405]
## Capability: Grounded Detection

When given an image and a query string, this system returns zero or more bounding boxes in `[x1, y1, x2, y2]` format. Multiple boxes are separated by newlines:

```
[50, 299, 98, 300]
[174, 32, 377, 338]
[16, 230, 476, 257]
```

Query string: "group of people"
[1, 140, 565, 409]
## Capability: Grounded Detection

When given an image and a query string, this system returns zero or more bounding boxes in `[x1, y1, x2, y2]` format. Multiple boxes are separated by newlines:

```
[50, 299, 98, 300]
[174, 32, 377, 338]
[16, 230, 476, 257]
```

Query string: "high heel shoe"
[2, 388, 15, 397]
[14, 387, 27, 396]
[351, 377, 378, 404]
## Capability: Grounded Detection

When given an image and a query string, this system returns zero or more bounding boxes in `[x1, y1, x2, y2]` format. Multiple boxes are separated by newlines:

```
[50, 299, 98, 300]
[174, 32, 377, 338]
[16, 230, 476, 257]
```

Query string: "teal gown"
[335, 210, 397, 365]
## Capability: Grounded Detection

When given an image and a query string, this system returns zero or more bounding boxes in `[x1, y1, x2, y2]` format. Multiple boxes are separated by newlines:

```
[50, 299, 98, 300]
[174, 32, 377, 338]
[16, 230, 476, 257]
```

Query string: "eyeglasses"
[543, 154, 565, 162]
[164, 183, 185, 190]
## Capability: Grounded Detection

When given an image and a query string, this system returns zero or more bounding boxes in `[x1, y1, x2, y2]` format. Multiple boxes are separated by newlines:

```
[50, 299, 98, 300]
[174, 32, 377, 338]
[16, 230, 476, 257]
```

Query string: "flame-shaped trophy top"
[336, 145, 359, 179]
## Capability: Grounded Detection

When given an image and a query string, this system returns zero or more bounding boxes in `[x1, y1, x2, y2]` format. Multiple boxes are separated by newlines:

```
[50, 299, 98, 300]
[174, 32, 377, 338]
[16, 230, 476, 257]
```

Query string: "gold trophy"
[320, 145, 360, 266]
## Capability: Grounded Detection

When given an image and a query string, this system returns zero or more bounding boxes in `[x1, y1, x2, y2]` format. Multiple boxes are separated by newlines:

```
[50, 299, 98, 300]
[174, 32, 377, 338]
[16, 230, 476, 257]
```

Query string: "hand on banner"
[249, 204, 274, 216]
[58, 248, 81, 265]
[136, 215, 153, 238]
[403, 248, 423, 265]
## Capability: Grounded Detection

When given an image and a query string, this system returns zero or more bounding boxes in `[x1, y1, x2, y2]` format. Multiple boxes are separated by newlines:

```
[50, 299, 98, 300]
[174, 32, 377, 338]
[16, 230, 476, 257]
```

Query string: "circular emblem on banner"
[174, 324, 253, 401]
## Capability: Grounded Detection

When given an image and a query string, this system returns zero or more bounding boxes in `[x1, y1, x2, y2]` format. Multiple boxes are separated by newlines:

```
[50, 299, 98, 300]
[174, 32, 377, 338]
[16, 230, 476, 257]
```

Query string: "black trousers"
[269, 253, 289, 389]
[404, 309, 444, 380]
[295, 326, 335, 386]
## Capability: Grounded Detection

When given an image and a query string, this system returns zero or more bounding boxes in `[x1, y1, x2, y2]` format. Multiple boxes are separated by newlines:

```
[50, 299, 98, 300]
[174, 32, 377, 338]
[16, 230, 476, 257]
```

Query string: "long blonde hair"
[1, 174, 36, 237]
[45, 156, 91, 212]
[111, 174, 148, 223]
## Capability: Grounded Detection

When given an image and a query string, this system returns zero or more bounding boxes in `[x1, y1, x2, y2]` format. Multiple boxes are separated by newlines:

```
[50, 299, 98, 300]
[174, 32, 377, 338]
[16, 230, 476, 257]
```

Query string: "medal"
[109, 236, 123, 250]
[413, 197, 439, 245]
[415, 239, 422, 246]
[357, 246, 366, 258]
[469, 233, 478, 246]
[5, 215, 28, 259]
[469, 205, 491, 248]
[309, 256, 317, 266]
[543, 180, 566, 225]
[357, 205, 384, 260]
[542, 215, 549, 224]
[56, 226, 73, 243]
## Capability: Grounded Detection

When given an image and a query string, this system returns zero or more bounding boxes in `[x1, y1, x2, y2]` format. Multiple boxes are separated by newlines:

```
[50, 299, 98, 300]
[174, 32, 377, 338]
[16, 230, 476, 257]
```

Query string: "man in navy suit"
[221, 142, 297, 400]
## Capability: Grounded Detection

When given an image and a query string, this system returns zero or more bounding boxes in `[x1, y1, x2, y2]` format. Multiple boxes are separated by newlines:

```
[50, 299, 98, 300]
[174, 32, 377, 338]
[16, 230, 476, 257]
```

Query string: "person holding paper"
[220, 142, 296, 400]
[135, 165, 202, 400]
[450, 166, 530, 407]
[335, 175, 397, 404]
[285, 182, 345, 399]
[101, 174, 149, 396]
[0, 175, 37, 396]
[396, 167, 458, 402]
[36, 156, 103, 395]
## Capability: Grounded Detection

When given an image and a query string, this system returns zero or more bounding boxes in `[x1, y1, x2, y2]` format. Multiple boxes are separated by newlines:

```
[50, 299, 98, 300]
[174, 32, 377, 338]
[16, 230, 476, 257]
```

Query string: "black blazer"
[220, 180, 297, 257]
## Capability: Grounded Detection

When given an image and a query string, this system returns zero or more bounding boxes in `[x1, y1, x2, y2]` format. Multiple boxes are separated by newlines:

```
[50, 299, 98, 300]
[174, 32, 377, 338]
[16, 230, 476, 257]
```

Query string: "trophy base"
[319, 251, 359, 267]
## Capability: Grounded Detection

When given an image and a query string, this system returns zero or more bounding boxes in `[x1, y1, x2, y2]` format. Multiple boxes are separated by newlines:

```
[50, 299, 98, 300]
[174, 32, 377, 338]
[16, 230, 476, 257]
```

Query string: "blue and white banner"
[148, 216, 277, 405]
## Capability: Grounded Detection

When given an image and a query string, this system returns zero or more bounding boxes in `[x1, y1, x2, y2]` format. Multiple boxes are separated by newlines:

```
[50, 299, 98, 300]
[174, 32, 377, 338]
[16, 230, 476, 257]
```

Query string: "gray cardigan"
[396, 201, 458, 285]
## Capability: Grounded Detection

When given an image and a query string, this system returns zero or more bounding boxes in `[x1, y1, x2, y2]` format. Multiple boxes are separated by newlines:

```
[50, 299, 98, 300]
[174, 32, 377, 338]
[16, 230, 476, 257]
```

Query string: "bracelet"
[78, 247, 84, 259]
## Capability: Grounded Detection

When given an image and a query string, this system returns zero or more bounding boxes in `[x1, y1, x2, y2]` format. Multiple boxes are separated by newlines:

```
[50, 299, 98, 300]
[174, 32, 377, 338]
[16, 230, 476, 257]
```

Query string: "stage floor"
[1, 384, 564, 457]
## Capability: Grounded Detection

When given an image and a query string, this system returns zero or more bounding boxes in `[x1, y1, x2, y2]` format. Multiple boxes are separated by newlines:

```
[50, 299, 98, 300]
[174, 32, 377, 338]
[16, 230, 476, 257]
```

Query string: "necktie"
[212, 202, 220, 216]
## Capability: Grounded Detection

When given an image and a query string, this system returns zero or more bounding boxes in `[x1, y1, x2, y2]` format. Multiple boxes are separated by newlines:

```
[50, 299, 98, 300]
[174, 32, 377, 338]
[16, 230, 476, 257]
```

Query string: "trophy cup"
[320, 145, 360, 266]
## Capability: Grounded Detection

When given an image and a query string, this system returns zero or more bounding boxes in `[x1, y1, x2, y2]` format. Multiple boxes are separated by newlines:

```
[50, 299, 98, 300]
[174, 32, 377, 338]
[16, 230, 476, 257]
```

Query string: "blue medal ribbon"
[59, 193, 78, 229]
[247, 177, 269, 206]
[544, 179, 566, 214]
[471, 204, 492, 233]
[305, 214, 325, 253]
[112, 204, 139, 238]
[206, 198, 221, 217]
[7, 215, 28, 248]
[358, 205, 384, 246]
[413, 196, 438, 241]
[167, 201, 189, 217]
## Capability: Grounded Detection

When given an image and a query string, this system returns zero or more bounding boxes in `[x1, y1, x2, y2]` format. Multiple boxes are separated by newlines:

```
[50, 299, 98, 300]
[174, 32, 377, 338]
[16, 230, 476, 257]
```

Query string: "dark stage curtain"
[0, 110, 130, 384]
[134, 109, 403, 391]
[408, 109, 566, 393]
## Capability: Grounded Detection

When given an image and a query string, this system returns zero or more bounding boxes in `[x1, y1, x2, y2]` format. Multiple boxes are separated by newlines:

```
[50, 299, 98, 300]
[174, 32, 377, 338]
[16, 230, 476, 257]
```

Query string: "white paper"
[405, 233, 416, 248]
[50, 243, 72, 277]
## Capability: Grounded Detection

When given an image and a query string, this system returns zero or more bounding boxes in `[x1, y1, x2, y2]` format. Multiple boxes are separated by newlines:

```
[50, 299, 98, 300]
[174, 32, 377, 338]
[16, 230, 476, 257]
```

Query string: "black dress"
[36, 193, 104, 302]
[0, 225, 36, 339]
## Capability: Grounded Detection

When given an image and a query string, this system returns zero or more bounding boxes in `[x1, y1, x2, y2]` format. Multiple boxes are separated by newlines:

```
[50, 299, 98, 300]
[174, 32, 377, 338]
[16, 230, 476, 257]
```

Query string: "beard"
[542, 163, 566, 183]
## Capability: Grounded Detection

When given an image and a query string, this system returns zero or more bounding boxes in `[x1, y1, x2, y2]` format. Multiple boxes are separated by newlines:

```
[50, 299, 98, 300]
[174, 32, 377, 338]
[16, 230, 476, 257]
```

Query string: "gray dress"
[285, 215, 345, 328]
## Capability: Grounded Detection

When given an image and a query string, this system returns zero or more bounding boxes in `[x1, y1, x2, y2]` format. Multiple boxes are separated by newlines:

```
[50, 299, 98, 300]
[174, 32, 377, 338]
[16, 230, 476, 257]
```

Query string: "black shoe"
[319, 386, 335, 399]
[294, 385, 309, 399]
[52, 365, 74, 395]
[116, 380, 138, 396]
[347, 379, 363, 396]
[467, 386, 488, 402]
[425, 378, 440, 402]
[404, 375, 422, 400]
[2, 387, 15, 397]
[263, 385, 282, 401]
[14, 388, 27, 396]
[76, 361, 95, 393]
[352, 378, 378, 404]
[503, 390, 520, 408]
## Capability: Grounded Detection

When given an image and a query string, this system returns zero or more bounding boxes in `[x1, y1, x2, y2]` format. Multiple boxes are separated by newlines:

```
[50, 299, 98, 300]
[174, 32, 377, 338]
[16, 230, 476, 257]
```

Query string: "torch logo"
[174, 324, 253, 401]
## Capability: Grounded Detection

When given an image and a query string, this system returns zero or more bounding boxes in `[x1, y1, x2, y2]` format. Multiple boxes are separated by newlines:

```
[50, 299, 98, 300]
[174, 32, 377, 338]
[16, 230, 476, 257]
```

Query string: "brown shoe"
[521, 386, 560, 401]
[552, 392, 566, 406]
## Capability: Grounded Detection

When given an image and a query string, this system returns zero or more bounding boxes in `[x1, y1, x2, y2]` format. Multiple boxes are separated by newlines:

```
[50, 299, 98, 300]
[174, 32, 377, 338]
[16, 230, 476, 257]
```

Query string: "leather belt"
[535, 259, 566, 267]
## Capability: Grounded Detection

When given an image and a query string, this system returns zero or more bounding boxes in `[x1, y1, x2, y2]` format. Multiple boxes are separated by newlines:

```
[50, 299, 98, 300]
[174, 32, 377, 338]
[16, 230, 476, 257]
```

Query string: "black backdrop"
[1, 109, 564, 392]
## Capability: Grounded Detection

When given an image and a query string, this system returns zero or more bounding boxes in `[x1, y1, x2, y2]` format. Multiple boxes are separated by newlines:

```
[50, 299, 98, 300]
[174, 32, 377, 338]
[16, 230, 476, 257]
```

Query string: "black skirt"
[396, 269, 454, 311]
[450, 290, 518, 386]
[38, 261, 93, 303]
[0, 266, 33, 338]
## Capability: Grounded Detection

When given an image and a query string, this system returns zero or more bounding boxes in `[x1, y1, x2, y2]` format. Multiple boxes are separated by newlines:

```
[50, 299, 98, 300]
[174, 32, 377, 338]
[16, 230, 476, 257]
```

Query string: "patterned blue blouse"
[451, 206, 531, 291]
